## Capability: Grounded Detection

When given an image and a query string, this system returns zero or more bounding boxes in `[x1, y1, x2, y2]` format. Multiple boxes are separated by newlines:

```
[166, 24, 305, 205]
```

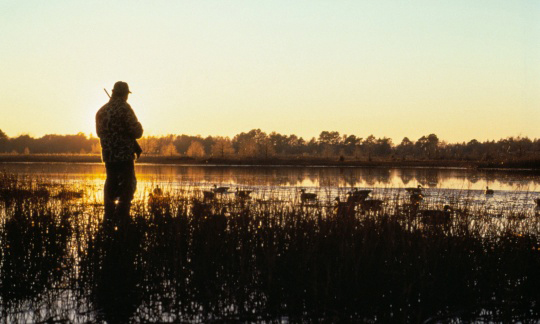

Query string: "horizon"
[1, 1, 539, 143]
[1, 128, 537, 145]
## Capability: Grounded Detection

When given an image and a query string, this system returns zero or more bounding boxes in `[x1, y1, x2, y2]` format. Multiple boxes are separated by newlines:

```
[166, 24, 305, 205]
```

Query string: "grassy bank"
[0, 173, 540, 322]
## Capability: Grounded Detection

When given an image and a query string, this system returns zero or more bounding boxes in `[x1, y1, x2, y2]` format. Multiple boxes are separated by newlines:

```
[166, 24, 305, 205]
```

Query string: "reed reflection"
[83, 219, 144, 323]
[0, 203, 71, 307]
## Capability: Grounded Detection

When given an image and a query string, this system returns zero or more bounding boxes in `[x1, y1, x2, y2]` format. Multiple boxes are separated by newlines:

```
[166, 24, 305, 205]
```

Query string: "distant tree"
[416, 134, 439, 158]
[269, 132, 288, 155]
[211, 137, 234, 158]
[318, 131, 341, 146]
[306, 138, 318, 156]
[233, 129, 270, 157]
[0, 129, 7, 152]
[374, 137, 393, 157]
[91, 143, 101, 154]
[186, 141, 205, 158]
[343, 135, 361, 156]
[173, 135, 196, 155]
[237, 137, 257, 157]
[363, 135, 377, 160]
[139, 136, 160, 155]
[258, 138, 275, 158]
[396, 137, 414, 158]
[161, 143, 179, 156]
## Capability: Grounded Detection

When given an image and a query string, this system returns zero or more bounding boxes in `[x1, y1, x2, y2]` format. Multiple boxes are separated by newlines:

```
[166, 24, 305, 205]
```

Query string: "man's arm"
[125, 105, 143, 139]
[95, 109, 105, 138]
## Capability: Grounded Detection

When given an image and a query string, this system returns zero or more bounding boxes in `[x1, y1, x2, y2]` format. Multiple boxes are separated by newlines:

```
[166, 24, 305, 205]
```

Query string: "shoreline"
[0, 153, 539, 171]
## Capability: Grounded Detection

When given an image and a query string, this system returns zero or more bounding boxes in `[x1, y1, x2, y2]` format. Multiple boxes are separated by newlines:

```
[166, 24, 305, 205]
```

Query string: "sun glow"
[0, 1, 538, 143]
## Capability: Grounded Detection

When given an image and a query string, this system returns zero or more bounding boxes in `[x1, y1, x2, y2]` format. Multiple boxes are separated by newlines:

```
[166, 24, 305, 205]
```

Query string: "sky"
[1, 1, 539, 143]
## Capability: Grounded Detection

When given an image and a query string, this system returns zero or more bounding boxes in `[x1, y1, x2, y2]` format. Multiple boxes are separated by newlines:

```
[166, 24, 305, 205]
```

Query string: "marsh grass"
[0, 173, 540, 322]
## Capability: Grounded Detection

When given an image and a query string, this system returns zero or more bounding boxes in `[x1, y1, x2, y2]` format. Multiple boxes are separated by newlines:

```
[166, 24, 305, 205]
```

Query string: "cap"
[112, 81, 131, 95]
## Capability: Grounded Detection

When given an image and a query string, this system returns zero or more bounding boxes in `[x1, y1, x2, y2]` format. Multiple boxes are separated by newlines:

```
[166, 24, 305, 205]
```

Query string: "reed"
[0, 173, 539, 322]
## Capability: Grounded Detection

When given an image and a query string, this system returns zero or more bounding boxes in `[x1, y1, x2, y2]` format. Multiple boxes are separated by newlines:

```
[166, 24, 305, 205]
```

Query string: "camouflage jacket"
[96, 97, 143, 162]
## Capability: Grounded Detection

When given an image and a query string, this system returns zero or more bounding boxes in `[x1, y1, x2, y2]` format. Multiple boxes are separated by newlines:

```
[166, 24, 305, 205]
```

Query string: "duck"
[235, 188, 252, 199]
[334, 196, 355, 217]
[420, 205, 452, 226]
[300, 189, 317, 203]
[359, 199, 384, 213]
[347, 189, 371, 203]
[534, 198, 540, 208]
[212, 184, 229, 194]
[405, 185, 423, 194]
[202, 190, 215, 201]
[409, 192, 424, 205]
[485, 186, 494, 195]
[152, 186, 163, 196]
[350, 188, 372, 196]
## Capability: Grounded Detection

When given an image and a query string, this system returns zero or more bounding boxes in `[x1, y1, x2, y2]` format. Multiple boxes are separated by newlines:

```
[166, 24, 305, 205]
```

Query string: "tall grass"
[0, 172, 539, 322]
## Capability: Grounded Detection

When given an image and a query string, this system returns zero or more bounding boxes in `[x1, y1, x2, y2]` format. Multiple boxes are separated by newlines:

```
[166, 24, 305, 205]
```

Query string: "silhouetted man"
[96, 81, 143, 222]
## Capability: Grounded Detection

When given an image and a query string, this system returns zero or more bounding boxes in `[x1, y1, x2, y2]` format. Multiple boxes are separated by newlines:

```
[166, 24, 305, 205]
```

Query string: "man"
[96, 81, 143, 221]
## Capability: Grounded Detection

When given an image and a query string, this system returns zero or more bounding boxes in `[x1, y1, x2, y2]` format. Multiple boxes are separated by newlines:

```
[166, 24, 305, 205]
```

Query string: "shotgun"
[104, 88, 143, 159]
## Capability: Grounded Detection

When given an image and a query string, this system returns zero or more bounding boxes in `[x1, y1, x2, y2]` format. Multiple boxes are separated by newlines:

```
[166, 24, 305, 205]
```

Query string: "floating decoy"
[485, 186, 494, 195]
[405, 185, 423, 194]
[346, 192, 368, 204]
[212, 184, 229, 194]
[148, 191, 170, 209]
[350, 188, 372, 196]
[359, 199, 384, 212]
[420, 205, 452, 226]
[410, 193, 424, 205]
[300, 189, 317, 203]
[334, 197, 355, 217]
[203, 190, 215, 201]
[347, 189, 371, 203]
[53, 189, 82, 201]
[152, 186, 163, 196]
[235, 188, 252, 199]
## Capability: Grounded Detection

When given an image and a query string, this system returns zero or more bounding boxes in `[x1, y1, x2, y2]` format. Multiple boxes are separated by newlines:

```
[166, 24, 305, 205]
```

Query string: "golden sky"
[1, 1, 539, 143]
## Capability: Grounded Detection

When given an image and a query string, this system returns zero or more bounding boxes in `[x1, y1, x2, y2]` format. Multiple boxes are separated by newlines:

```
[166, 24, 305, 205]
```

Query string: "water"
[1, 162, 539, 210]
[1, 162, 539, 189]
[2, 162, 540, 322]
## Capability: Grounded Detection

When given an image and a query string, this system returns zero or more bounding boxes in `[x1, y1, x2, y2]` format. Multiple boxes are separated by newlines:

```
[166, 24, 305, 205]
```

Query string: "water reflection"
[0, 204, 71, 316]
[1, 163, 540, 192]
[84, 220, 144, 323]
[1, 170, 540, 322]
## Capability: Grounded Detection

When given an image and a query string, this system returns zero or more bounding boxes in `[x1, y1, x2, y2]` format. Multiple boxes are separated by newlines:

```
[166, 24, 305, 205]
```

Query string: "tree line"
[1, 129, 539, 162]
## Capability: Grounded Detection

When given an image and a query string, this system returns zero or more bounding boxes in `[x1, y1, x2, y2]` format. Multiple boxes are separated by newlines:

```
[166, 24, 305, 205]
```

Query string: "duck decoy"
[334, 196, 355, 218]
[359, 199, 384, 212]
[405, 185, 423, 194]
[410, 192, 424, 205]
[152, 186, 163, 196]
[235, 188, 252, 199]
[347, 189, 371, 203]
[485, 186, 494, 195]
[212, 184, 229, 194]
[203, 190, 215, 201]
[420, 205, 452, 226]
[350, 188, 372, 196]
[300, 189, 317, 203]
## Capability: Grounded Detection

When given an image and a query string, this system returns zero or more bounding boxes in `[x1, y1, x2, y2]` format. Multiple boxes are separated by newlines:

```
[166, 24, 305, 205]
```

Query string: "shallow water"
[1, 162, 539, 210]
[1, 162, 539, 189]
[1, 163, 540, 322]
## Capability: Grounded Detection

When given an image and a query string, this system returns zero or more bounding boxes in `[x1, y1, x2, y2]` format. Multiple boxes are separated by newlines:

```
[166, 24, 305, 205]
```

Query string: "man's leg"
[116, 160, 136, 221]
[104, 162, 121, 221]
